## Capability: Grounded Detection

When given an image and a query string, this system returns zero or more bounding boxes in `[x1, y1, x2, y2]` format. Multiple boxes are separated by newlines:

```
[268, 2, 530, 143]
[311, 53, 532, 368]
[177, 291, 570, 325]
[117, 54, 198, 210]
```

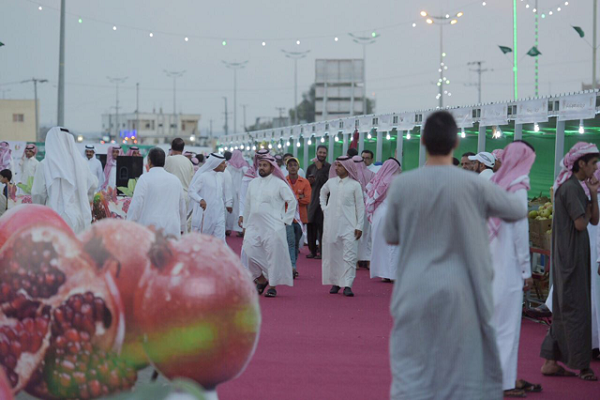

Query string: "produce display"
[0, 205, 261, 399]
[528, 202, 553, 221]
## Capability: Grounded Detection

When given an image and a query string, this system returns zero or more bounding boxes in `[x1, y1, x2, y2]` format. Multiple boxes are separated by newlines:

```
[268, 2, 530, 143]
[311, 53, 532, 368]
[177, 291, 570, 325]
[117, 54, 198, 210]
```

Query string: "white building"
[101, 109, 202, 145]
[315, 59, 365, 122]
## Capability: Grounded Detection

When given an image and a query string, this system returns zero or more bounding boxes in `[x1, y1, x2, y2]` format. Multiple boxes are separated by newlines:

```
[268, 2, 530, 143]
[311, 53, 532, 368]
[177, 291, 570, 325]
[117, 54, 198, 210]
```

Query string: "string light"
[334, 37, 339, 41]
[252, 145, 257, 151]
[113, 26, 117, 31]
[277, 143, 282, 149]
[78, 18, 83, 24]
[534, 123, 540, 132]
[320, 136, 325, 143]
[286, 141, 290, 146]
[406, 133, 411, 140]
[262, 42, 266, 46]
[268, 143, 273, 149]
[240, 144, 245, 150]
[184, 37, 189, 42]
[149, 32, 154, 37]
[367, 132, 372, 139]
[579, 119, 585, 134]
[296, 40, 301, 45]
[334, 135, 339, 141]
[386, 133, 391, 140]
[222, 40, 227, 46]
[38, 6, 42, 11]
[461, 128, 466, 138]
[297, 141, 301, 147]
[482, 2, 487, 6]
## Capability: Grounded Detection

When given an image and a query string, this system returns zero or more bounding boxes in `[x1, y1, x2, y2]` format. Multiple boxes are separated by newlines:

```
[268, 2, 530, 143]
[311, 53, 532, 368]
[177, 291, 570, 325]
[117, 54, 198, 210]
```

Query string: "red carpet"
[218, 236, 599, 399]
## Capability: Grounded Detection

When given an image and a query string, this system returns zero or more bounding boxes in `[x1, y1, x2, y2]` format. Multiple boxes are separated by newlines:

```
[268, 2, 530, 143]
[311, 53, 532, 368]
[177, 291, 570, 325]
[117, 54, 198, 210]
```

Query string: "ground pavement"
[17, 235, 600, 399]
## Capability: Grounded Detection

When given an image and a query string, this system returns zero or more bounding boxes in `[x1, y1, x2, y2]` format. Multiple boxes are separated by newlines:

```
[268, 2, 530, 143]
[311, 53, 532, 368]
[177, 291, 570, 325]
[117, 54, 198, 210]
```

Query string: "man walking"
[127, 147, 187, 238]
[383, 111, 527, 399]
[306, 145, 330, 259]
[241, 155, 297, 298]
[84, 145, 104, 191]
[320, 156, 364, 297]
[286, 157, 311, 278]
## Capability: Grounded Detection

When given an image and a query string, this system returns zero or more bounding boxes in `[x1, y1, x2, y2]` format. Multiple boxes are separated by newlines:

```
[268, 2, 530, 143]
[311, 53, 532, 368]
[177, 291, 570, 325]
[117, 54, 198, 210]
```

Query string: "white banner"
[516, 100, 548, 124]
[395, 113, 416, 130]
[480, 104, 508, 126]
[450, 108, 474, 128]
[558, 93, 597, 121]
[315, 122, 326, 136]
[343, 117, 357, 134]
[359, 116, 373, 131]
[377, 114, 392, 131]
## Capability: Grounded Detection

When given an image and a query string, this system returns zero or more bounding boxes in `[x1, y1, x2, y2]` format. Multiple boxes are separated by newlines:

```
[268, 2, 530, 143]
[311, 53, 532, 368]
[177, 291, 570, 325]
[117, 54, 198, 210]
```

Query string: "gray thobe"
[383, 166, 527, 400]
[540, 173, 592, 370]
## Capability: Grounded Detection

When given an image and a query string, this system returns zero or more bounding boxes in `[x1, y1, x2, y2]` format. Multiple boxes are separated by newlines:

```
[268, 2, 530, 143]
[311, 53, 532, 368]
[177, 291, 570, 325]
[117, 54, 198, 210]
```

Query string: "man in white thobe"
[320, 156, 365, 297]
[188, 153, 229, 241]
[84, 145, 104, 192]
[488, 141, 539, 397]
[227, 150, 249, 235]
[164, 138, 194, 212]
[101, 145, 123, 191]
[241, 154, 296, 298]
[32, 127, 98, 234]
[222, 164, 234, 233]
[469, 151, 496, 180]
[16, 144, 39, 194]
[127, 147, 187, 238]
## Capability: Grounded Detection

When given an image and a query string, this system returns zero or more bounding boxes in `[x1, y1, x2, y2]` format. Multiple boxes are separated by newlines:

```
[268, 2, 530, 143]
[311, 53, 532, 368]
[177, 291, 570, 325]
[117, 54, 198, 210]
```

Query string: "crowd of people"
[1, 110, 599, 398]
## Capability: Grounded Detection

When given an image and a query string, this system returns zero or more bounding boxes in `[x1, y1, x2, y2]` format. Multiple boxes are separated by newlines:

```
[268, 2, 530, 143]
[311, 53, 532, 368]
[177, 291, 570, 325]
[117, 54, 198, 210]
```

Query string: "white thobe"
[357, 209, 372, 262]
[31, 160, 98, 234]
[226, 165, 247, 233]
[127, 167, 187, 238]
[490, 189, 530, 390]
[17, 157, 39, 194]
[164, 154, 195, 206]
[320, 176, 365, 288]
[87, 157, 104, 192]
[242, 174, 296, 287]
[480, 169, 494, 180]
[188, 170, 226, 241]
[370, 198, 400, 280]
[222, 168, 234, 231]
[238, 175, 252, 218]
[106, 167, 117, 190]
[367, 164, 380, 174]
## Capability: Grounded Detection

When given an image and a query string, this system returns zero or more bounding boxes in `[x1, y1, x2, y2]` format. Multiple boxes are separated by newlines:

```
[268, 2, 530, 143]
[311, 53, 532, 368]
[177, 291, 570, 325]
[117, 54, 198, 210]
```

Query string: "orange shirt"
[286, 175, 312, 224]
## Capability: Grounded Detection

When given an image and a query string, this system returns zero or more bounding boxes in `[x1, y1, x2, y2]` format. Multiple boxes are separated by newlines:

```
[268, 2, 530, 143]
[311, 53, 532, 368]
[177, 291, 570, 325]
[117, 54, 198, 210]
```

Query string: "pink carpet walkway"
[218, 236, 599, 399]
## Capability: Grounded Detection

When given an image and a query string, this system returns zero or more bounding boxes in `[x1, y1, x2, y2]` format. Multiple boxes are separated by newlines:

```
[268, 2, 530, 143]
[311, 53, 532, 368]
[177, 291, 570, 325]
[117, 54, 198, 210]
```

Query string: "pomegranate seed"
[64, 305, 74, 322]
[76, 361, 88, 372]
[30, 332, 44, 352]
[79, 331, 91, 342]
[64, 329, 79, 343]
[0, 334, 9, 356]
[44, 272, 56, 286]
[73, 312, 84, 330]
[54, 336, 67, 348]
[108, 369, 121, 389]
[60, 359, 76, 372]
[54, 308, 65, 324]
[9, 340, 21, 358]
[4, 354, 16, 369]
[87, 369, 98, 379]
[84, 292, 95, 304]
[68, 341, 81, 354]
[18, 330, 30, 352]
[89, 380, 102, 397]
[58, 372, 72, 388]
[36, 317, 49, 332]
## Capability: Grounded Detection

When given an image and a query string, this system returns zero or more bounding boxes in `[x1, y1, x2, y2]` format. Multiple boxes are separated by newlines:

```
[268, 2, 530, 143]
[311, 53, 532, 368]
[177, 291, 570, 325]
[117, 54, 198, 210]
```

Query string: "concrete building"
[315, 59, 364, 122]
[0, 100, 37, 141]
[101, 109, 202, 145]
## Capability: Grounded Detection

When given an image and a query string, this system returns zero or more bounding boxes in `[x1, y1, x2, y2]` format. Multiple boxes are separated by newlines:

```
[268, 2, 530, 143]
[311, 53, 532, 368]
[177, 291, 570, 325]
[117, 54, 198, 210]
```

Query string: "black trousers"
[307, 221, 323, 256]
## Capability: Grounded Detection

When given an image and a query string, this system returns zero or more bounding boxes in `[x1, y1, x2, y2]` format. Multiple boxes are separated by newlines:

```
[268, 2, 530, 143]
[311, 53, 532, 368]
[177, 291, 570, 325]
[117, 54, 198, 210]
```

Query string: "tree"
[246, 118, 273, 132]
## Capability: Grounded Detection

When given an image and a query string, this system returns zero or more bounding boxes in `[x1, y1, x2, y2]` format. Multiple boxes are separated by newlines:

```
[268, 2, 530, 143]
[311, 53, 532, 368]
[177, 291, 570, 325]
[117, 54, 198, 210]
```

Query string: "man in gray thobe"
[540, 142, 600, 381]
[383, 111, 527, 400]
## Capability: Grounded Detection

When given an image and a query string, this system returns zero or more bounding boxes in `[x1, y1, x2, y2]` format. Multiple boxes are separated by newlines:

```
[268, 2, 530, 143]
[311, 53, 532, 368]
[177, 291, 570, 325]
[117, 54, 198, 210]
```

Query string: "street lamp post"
[349, 33, 379, 115]
[57, 0, 66, 126]
[21, 78, 48, 141]
[164, 70, 185, 136]
[107, 77, 128, 140]
[282, 50, 310, 125]
[420, 10, 464, 108]
[222, 61, 248, 134]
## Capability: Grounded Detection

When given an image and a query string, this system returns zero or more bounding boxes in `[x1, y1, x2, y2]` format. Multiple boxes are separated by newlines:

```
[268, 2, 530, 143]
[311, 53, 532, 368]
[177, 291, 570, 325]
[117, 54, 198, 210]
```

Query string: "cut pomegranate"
[137, 233, 261, 392]
[0, 225, 127, 397]
[0, 204, 74, 249]
[0, 366, 14, 400]
[80, 220, 170, 369]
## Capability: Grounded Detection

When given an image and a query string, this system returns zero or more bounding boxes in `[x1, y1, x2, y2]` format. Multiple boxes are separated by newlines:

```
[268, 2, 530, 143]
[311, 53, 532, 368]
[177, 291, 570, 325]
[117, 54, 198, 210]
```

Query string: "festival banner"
[515, 99, 548, 124]
[480, 104, 509, 126]
[558, 93, 597, 121]
[449, 108, 474, 128]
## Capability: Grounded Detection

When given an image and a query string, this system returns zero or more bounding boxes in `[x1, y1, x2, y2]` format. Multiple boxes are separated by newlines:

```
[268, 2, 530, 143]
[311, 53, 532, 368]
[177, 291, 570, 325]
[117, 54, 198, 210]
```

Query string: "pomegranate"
[0, 204, 74, 248]
[0, 224, 130, 397]
[80, 219, 165, 369]
[137, 233, 261, 393]
[0, 367, 14, 400]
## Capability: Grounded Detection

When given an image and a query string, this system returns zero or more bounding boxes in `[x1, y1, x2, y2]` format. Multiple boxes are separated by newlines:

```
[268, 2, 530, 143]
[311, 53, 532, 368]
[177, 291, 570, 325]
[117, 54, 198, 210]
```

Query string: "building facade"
[0, 100, 37, 142]
[101, 109, 202, 145]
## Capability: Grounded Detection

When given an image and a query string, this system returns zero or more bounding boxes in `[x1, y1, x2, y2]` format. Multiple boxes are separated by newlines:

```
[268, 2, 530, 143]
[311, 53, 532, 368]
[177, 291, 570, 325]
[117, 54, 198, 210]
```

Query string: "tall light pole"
[107, 76, 128, 140]
[594, 0, 598, 90]
[21, 78, 48, 141]
[281, 50, 310, 125]
[222, 61, 248, 134]
[164, 70, 185, 136]
[466, 61, 488, 103]
[420, 10, 464, 108]
[57, 0, 66, 126]
[223, 97, 229, 135]
[350, 33, 379, 115]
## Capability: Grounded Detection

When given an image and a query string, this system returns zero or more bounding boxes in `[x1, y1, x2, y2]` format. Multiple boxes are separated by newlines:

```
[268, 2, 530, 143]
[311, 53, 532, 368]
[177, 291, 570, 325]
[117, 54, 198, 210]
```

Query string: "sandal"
[579, 369, 598, 381]
[516, 380, 542, 393]
[503, 389, 526, 398]
[265, 288, 277, 297]
[255, 280, 269, 295]
[293, 270, 299, 279]
[542, 366, 576, 377]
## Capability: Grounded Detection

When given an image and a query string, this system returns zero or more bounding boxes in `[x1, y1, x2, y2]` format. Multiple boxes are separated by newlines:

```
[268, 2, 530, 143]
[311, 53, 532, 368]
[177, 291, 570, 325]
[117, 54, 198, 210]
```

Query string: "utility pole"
[223, 97, 229, 135]
[241, 104, 248, 132]
[136, 82, 139, 135]
[222, 61, 248, 133]
[594, 0, 598, 90]
[57, 0, 66, 126]
[534, 0, 539, 96]
[281, 50, 310, 125]
[107, 76, 128, 140]
[163, 70, 185, 136]
[21, 78, 48, 141]
[209, 119, 213, 138]
[466, 61, 489, 103]
[275, 107, 286, 125]
[350, 33, 379, 115]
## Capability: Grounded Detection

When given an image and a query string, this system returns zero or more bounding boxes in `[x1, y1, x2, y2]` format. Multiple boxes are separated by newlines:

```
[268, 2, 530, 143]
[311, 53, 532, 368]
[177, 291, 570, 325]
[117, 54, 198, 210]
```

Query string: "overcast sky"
[0, 0, 595, 136]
